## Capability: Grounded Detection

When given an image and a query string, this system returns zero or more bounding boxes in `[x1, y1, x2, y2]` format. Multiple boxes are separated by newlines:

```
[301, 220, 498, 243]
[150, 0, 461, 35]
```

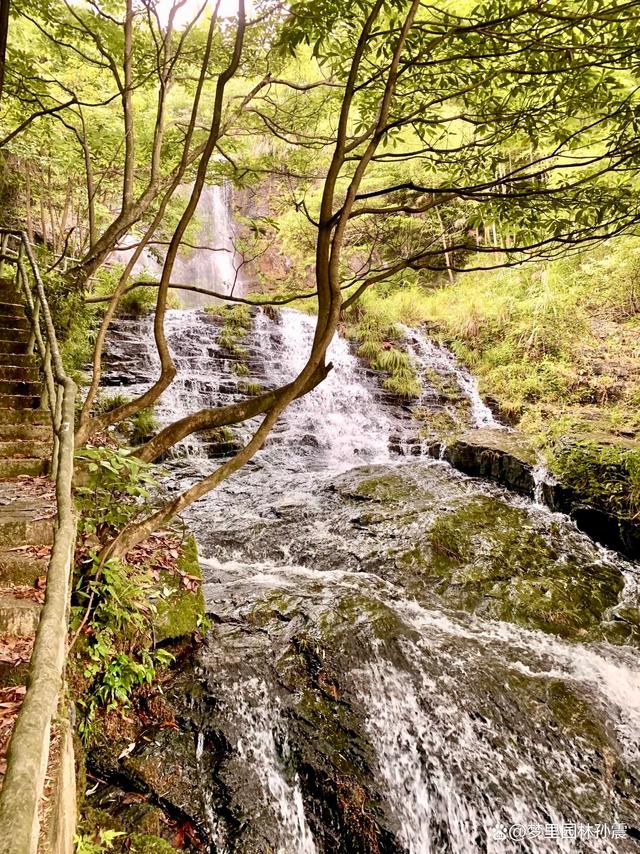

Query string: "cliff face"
[232, 182, 315, 297]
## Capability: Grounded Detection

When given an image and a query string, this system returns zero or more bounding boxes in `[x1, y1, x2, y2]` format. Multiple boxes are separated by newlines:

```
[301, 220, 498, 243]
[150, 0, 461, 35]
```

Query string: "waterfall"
[200, 555, 639, 853]
[102, 305, 640, 854]
[108, 234, 163, 278]
[108, 182, 241, 308]
[173, 183, 241, 306]
[104, 307, 395, 467]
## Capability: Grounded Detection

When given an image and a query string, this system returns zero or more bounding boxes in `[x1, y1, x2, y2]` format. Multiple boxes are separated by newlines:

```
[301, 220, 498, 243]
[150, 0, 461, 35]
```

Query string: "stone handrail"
[0, 230, 77, 853]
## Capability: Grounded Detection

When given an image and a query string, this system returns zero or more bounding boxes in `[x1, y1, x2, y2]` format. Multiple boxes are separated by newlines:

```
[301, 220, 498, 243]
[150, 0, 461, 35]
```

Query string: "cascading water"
[101, 299, 640, 853]
[403, 326, 502, 430]
[108, 183, 241, 307]
[172, 183, 241, 306]
[251, 309, 393, 469]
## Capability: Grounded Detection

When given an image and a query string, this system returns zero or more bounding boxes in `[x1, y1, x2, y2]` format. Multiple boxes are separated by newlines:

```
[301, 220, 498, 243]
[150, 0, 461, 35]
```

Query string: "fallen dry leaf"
[0, 635, 33, 666]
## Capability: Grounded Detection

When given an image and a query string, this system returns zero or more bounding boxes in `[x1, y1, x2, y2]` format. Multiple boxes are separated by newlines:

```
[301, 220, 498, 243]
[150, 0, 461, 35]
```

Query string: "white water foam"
[233, 679, 317, 854]
[404, 326, 503, 429]
[254, 309, 393, 470]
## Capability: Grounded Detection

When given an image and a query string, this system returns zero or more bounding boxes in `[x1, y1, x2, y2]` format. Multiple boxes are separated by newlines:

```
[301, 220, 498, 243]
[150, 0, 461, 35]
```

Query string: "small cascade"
[199, 551, 640, 853]
[532, 461, 557, 505]
[253, 310, 393, 470]
[404, 327, 503, 430]
[233, 680, 318, 854]
[103, 307, 396, 467]
[102, 309, 242, 459]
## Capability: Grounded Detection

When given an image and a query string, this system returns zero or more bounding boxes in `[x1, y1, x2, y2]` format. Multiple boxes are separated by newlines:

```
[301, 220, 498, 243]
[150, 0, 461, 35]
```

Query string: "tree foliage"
[3, 0, 640, 557]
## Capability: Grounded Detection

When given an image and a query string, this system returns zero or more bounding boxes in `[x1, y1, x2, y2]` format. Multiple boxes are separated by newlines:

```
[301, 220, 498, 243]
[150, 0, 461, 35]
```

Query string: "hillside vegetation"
[332, 239, 640, 519]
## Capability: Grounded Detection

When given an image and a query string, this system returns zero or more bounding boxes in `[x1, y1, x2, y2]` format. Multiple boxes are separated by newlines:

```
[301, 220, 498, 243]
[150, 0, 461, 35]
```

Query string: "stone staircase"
[0, 276, 55, 775]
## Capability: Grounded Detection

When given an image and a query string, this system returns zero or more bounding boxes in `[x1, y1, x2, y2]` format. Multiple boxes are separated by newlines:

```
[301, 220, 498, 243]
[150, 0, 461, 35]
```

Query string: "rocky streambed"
[87, 308, 640, 853]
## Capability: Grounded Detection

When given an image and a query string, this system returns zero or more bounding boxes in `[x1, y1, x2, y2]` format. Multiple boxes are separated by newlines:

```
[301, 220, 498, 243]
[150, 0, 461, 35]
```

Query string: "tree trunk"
[0, 0, 9, 104]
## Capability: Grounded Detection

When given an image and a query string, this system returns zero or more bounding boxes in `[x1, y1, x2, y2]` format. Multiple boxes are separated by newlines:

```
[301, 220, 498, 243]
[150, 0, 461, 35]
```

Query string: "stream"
[102, 305, 640, 853]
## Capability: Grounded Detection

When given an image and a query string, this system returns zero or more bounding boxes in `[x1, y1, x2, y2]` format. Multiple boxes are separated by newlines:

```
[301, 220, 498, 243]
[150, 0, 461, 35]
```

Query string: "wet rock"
[570, 505, 640, 559]
[190, 608, 406, 853]
[188, 544, 640, 851]
[201, 440, 242, 459]
[425, 429, 640, 559]
[427, 428, 537, 495]
[300, 433, 321, 449]
[87, 717, 209, 843]
[332, 464, 630, 642]
[154, 535, 205, 644]
[396, 495, 625, 638]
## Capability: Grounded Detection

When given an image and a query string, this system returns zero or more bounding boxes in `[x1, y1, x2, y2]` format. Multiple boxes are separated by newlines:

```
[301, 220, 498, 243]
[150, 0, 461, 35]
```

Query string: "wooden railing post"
[0, 228, 77, 854]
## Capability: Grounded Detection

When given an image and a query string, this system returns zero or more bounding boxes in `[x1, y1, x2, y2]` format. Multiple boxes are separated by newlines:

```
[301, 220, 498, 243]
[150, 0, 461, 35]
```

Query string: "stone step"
[0, 287, 22, 304]
[0, 364, 38, 382]
[0, 512, 54, 547]
[0, 408, 50, 425]
[0, 378, 41, 397]
[0, 379, 40, 397]
[0, 332, 30, 349]
[0, 440, 52, 459]
[0, 316, 30, 332]
[0, 338, 29, 354]
[0, 393, 40, 410]
[0, 301, 25, 316]
[0, 594, 41, 636]
[0, 549, 49, 587]
[0, 353, 35, 368]
[0, 423, 51, 442]
[0, 458, 48, 478]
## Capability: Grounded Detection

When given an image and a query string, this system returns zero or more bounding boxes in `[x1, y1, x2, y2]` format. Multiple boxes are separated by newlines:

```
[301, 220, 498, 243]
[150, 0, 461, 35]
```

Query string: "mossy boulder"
[426, 429, 640, 559]
[332, 463, 630, 642]
[77, 802, 195, 853]
[402, 496, 625, 638]
[84, 684, 212, 849]
[546, 437, 640, 558]
[154, 535, 205, 643]
[427, 427, 538, 495]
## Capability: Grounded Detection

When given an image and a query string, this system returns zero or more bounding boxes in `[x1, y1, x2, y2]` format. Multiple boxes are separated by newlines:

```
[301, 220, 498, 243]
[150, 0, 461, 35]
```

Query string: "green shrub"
[96, 393, 130, 414]
[73, 558, 174, 743]
[240, 381, 263, 396]
[93, 399, 158, 445]
[118, 285, 158, 317]
[343, 299, 422, 399]
[72, 447, 174, 742]
[372, 347, 411, 374]
[550, 440, 640, 519]
[75, 830, 124, 854]
[232, 361, 250, 376]
[74, 446, 159, 537]
[129, 407, 159, 445]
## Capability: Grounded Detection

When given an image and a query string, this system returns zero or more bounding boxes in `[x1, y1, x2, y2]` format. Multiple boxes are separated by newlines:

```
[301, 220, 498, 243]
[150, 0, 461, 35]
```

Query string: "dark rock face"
[569, 505, 640, 559]
[427, 428, 537, 496]
[164, 454, 638, 851]
[426, 428, 640, 560]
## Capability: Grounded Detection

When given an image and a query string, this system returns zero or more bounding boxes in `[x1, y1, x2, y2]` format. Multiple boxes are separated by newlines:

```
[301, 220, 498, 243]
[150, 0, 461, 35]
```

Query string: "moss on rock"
[396, 496, 624, 637]
[549, 437, 640, 520]
[154, 535, 205, 643]
[129, 834, 178, 854]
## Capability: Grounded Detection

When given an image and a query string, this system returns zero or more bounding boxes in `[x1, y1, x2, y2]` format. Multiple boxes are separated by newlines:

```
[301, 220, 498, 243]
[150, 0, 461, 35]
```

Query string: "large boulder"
[427, 428, 640, 560]
[427, 428, 538, 495]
